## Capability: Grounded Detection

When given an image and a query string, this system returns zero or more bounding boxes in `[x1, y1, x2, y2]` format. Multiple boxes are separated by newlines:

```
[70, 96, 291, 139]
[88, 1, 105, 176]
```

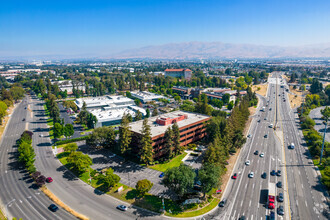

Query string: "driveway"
[76, 142, 175, 198]
[309, 106, 329, 143]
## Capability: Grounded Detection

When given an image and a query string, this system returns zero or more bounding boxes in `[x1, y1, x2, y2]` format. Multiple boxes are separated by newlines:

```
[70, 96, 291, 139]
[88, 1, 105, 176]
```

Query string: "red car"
[46, 177, 53, 183]
[232, 173, 237, 179]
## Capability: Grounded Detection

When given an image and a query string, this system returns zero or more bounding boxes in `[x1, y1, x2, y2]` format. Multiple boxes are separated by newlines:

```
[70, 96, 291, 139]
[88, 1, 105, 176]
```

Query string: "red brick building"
[128, 111, 210, 159]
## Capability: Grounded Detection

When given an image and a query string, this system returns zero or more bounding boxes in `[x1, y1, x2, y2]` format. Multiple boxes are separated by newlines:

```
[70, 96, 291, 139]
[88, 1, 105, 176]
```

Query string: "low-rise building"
[128, 111, 210, 159]
[75, 95, 135, 110]
[130, 91, 165, 103]
[165, 68, 192, 80]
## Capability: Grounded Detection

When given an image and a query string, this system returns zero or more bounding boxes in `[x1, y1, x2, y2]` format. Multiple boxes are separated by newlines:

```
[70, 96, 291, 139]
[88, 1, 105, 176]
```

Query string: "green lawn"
[149, 152, 187, 172]
[0, 208, 6, 220]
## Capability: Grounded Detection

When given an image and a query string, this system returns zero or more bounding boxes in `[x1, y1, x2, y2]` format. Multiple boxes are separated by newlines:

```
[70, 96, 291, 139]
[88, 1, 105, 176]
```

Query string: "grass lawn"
[149, 152, 187, 172]
[0, 208, 6, 220]
[313, 159, 325, 176]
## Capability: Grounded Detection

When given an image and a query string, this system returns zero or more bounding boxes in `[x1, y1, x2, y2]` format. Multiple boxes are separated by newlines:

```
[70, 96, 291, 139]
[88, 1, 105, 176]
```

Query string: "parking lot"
[77, 142, 174, 197]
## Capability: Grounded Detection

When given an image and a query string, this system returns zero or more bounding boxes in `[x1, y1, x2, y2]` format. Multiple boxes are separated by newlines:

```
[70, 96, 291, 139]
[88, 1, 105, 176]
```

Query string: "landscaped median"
[56, 150, 222, 217]
[149, 152, 187, 172]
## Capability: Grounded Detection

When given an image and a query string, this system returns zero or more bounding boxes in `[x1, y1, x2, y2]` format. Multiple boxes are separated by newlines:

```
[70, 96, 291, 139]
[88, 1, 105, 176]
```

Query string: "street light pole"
[319, 121, 328, 165]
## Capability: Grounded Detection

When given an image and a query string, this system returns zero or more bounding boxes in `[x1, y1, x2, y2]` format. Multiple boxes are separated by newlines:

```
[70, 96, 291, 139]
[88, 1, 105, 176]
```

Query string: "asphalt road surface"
[0, 97, 75, 220]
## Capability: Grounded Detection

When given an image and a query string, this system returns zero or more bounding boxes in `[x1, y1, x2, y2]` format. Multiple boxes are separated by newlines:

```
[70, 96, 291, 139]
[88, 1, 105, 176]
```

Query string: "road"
[0, 97, 75, 220]
[309, 106, 329, 143]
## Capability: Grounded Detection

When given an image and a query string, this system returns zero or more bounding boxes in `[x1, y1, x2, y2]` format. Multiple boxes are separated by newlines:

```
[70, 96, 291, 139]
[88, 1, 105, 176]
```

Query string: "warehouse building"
[130, 91, 165, 103]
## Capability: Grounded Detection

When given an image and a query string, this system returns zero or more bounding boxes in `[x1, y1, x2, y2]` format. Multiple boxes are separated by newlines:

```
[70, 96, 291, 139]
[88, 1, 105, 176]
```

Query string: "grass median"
[149, 152, 187, 172]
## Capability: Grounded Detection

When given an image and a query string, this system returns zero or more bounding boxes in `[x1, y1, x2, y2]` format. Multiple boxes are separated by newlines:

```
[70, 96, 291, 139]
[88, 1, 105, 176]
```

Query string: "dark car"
[116, 205, 127, 211]
[264, 134, 268, 138]
[277, 170, 281, 176]
[271, 170, 276, 176]
[257, 119, 261, 123]
[49, 204, 58, 212]
[270, 211, 275, 220]
[219, 199, 227, 207]
[254, 150, 259, 155]
[261, 172, 267, 179]
[277, 205, 284, 215]
[239, 216, 246, 220]
[277, 192, 284, 202]
[22, 118, 26, 121]
[159, 172, 164, 178]
[277, 181, 282, 188]
[232, 173, 237, 179]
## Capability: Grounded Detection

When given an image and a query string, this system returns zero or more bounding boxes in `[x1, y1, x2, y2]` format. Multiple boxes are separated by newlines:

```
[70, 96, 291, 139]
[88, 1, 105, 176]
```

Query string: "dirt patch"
[252, 84, 268, 97]
[41, 186, 89, 220]
[0, 105, 15, 141]
[287, 86, 308, 109]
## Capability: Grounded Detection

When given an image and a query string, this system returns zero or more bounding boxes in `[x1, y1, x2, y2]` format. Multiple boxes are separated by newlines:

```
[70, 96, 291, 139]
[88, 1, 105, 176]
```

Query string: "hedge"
[55, 136, 89, 145]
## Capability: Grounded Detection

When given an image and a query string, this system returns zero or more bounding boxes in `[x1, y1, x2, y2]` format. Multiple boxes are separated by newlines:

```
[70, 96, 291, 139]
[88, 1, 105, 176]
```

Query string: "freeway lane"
[0, 97, 75, 220]
[278, 73, 329, 219]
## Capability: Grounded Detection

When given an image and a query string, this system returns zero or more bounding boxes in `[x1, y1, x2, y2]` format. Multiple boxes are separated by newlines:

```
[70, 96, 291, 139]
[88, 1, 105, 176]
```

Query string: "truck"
[268, 182, 276, 209]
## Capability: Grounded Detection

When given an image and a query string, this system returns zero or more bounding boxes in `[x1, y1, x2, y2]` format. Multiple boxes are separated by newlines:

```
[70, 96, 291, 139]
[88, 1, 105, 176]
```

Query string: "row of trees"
[17, 131, 36, 173]
[76, 101, 97, 129]
[0, 86, 25, 124]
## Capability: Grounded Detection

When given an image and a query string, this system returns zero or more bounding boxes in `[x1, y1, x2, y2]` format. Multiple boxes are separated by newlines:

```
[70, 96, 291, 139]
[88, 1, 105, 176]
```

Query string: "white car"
[248, 172, 254, 178]
[245, 160, 250, 166]
[260, 153, 264, 158]
[39, 134, 43, 137]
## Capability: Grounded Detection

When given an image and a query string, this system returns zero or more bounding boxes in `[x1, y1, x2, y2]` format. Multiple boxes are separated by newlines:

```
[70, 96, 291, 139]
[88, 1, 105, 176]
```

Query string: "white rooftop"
[130, 91, 165, 102]
[89, 106, 146, 123]
[129, 111, 210, 137]
[75, 95, 134, 109]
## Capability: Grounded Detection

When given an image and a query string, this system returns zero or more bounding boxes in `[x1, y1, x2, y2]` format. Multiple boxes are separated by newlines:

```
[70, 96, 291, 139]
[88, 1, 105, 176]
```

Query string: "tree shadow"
[56, 165, 78, 181]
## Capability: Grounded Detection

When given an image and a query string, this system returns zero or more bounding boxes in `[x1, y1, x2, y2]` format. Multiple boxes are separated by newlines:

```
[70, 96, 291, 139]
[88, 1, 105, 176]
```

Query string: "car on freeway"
[245, 160, 250, 166]
[264, 117, 267, 120]
[257, 119, 261, 122]
[116, 205, 128, 211]
[159, 172, 164, 178]
[261, 172, 267, 179]
[269, 124, 273, 128]
[277, 205, 284, 215]
[277, 193, 284, 202]
[254, 150, 259, 155]
[271, 170, 276, 176]
[277, 170, 281, 176]
[264, 134, 268, 138]
[269, 108, 272, 111]
[22, 118, 26, 121]
[232, 173, 237, 179]
[46, 177, 53, 183]
[277, 181, 282, 188]
[270, 211, 275, 220]
[247, 134, 251, 138]
[239, 216, 246, 220]
[259, 153, 264, 157]
[219, 199, 227, 207]
[49, 204, 58, 212]
[25, 107, 27, 109]
[39, 134, 43, 137]
[248, 172, 254, 178]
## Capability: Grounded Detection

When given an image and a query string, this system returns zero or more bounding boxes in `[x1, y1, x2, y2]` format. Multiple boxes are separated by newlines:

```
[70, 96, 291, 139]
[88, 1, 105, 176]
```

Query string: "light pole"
[319, 120, 328, 165]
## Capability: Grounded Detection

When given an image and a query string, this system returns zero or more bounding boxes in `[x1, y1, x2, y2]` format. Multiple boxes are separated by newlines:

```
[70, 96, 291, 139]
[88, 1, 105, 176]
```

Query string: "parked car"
[219, 199, 227, 207]
[271, 170, 276, 176]
[270, 211, 275, 219]
[46, 177, 53, 183]
[261, 172, 267, 179]
[116, 205, 127, 211]
[277, 205, 284, 215]
[277, 193, 284, 202]
[277, 181, 283, 188]
[49, 204, 58, 212]
[159, 172, 164, 178]
[277, 170, 281, 176]
[232, 173, 237, 179]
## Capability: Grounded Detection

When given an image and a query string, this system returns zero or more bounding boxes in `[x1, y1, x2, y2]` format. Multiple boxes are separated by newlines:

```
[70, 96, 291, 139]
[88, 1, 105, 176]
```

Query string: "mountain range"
[111, 42, 330, 59]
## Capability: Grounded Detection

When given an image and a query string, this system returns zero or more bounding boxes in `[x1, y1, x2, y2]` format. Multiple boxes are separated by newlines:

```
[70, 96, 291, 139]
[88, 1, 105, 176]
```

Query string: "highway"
[0, 97, 75, 220]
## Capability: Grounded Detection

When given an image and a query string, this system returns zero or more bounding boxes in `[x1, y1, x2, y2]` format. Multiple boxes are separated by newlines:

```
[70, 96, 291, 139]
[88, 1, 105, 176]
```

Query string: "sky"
[0, 0, 330, 57]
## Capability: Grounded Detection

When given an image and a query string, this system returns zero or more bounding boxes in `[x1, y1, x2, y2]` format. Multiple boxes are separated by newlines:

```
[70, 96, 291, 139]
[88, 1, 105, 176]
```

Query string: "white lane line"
[245, 183, 247, 189]
[249, 200, 252, 207]
[24, 198, 47, 220]
[305, 201, 308, 207]
[241, 200, 244, 207]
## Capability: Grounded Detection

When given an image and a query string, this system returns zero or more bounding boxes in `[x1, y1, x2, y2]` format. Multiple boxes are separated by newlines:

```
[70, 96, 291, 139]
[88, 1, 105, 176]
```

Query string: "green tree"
[152, 108, 158, 116]
[67, 151, 92, 173]
[139, 118, 154, 166]
[136, 179, 153, 197]
[163, 164, 195, 196]
[146, 108, 150, 118]
[199, 163, 223, 198]
[119, 113, 132, 154]
[63, 124, 74, 139]
[163, 126, 174, 159]
[172, 122, 182, 155]
[321, 106, 330, 122]
[222, 93, 230, 104]
[135, 110, 143, 121]
[0, 100, 8, 125]
[53, 123, 63, 139]
[63, 143, 78, 152]
[87, 113, 97, 129]
[309, 78, 323, 94]
[87, 126, 116, 149]
[227, 101, 234, 110]
[10, 86, 25, 101]
[102, 168, 121, 189]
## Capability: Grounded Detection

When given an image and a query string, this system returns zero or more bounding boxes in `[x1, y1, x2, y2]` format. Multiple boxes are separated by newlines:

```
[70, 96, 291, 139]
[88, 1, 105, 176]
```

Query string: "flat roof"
[130, 91, 165, 101]
[75, 95, 134, 109]
[129, 110, 210, 137]
[89, 106, 146, 123]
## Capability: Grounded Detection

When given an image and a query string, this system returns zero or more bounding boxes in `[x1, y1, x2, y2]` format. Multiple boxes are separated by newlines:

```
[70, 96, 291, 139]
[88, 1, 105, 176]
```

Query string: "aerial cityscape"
[0, 1, 329, 220]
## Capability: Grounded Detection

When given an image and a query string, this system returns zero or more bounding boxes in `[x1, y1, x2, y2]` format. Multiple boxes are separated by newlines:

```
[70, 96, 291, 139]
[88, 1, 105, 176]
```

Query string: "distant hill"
[110, 42, 330, 59]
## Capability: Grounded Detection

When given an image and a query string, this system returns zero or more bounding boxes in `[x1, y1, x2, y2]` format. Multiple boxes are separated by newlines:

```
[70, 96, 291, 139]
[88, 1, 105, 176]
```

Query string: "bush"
[55, 136, 89, 145]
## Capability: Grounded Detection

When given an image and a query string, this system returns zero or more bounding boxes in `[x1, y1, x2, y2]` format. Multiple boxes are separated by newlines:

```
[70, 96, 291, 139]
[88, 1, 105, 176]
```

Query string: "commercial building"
[165, 68, 192, 80]
[204, 90, 247, 103]
[130, 91, 165, 103]
[75, 95, 144, 127]
[129, 111, 210, 159]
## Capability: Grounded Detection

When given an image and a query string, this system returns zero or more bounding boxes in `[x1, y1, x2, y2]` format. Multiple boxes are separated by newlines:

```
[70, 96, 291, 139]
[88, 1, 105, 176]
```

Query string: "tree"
[87, 126, 116, 149]
[102, 168, 121, 189]
[87, 113, 97, 129]
[36, 175, 46, 187]
[63, 143, 78, 152]
[10, 86, 25, 101]
[199, 163, 223, 198]
[163, 127, 174, 159]
[163, 164, 196, 196]
[309, 78, 323, 94]
[222, 93, 230, 104]
[146, 108, 150, 118]
[53, 123, 63, 139]
[135, 110, 143, 121]
[136, 179, 153, 197]
[63, 124, 74, 139]
[0, 101, 8, 125]
[152, 108, 158, 116]
[172, 122, 182, 155]
[321, 106, 330, 122]
[119, 113, 132, 154]
[139, 118, 154, 165]
[227, 101, 234, 110]
[67, 151, 92, 173]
